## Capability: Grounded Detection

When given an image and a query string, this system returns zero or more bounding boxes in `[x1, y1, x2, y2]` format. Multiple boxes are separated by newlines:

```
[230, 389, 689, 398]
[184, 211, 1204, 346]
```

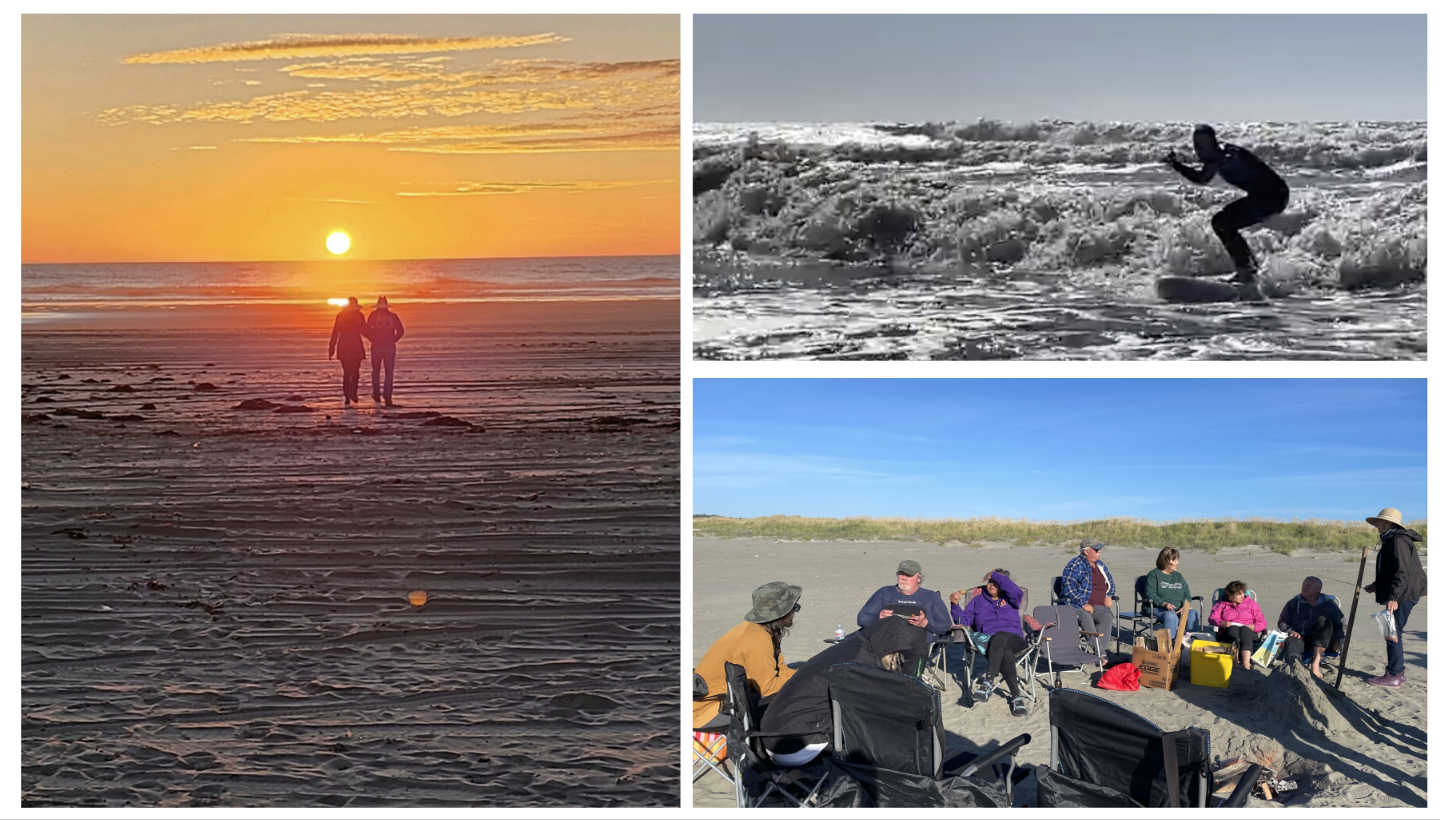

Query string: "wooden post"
[1333, 540, 1373, 694]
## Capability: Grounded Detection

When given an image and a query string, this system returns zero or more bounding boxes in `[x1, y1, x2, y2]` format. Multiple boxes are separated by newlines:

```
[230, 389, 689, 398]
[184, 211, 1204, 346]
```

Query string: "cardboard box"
[1132, 601, 1188, 690]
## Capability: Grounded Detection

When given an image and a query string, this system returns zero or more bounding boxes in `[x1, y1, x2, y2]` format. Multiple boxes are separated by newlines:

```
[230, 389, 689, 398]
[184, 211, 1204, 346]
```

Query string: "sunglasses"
[792, 602, 802, 613]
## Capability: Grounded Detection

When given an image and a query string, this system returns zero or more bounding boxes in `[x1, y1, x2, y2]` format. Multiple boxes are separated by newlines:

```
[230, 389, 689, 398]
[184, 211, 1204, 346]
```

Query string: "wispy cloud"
[123, 33, 570, 65]
[397, 179, 670, 197]
[285, 196, 375, 205]
[97, 55, 680, 157]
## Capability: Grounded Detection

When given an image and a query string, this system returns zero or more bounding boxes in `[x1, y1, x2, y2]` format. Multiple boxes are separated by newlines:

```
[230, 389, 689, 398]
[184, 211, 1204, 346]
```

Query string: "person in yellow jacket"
[693, 581, 802, 728]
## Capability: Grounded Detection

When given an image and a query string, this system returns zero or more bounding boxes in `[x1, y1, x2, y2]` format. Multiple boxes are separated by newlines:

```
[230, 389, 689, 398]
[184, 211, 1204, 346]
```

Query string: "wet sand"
[693, 537, 1427, 808]
[21, 299, 680, 807]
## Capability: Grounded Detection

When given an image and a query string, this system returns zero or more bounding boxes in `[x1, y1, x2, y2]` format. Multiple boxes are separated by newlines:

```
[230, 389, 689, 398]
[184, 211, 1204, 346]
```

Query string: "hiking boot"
[1366, 673, 1404, 688]
[1009, 697, 1028, 718]
[972, 677, 995, 703]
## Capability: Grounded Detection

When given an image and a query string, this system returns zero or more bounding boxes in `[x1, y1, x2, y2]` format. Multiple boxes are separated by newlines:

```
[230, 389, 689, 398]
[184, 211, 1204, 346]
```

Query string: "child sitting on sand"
[1209, 580, 1267, 671]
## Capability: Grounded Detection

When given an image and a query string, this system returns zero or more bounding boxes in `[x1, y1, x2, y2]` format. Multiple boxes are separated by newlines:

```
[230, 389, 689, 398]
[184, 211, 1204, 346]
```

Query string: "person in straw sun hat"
[1362, 508, 1426, 688]
[692, 581, 803, 727]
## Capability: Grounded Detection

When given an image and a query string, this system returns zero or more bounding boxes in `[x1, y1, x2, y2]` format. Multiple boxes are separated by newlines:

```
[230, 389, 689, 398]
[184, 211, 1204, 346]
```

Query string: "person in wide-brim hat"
[1366, 507, 1404, 529]
[1361, 507, 1427, 689]
[692, 581, 803, 728]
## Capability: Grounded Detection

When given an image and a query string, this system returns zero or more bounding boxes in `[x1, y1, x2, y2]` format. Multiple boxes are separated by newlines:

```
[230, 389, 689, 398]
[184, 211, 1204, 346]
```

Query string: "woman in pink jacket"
[1209, 580, 1267, 670]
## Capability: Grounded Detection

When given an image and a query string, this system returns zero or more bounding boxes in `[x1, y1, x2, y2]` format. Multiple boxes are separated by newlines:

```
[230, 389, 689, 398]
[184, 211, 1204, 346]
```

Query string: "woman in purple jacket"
[950, 569, 1029, 717]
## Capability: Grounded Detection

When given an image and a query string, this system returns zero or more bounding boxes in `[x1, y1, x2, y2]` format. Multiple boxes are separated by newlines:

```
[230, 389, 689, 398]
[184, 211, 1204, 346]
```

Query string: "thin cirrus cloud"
[97, 49, 680, 154]
[397, 179, 671, 197]
[121, 33, 571, 64]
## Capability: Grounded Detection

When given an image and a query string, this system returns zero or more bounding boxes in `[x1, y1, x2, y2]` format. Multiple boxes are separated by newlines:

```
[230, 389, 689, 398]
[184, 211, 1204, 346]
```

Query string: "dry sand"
[693, 537, 1427, 808]
[21, 299, 679, 807]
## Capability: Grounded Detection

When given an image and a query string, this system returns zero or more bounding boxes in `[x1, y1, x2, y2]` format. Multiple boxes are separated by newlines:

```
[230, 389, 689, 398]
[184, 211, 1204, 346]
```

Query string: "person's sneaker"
[972, 678, 995, 703]
[1366, 673, 1404, 688]
[1009, 697, 1028, 718]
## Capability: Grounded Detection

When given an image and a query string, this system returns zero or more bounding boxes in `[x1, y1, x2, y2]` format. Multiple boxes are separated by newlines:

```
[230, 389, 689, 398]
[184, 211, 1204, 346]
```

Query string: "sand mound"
[1235, 660, 1360, 738]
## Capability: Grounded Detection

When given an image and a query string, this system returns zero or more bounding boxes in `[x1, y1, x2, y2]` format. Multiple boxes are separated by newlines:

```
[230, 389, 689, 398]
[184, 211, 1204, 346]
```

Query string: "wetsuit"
[1170, 144, 1289, 282]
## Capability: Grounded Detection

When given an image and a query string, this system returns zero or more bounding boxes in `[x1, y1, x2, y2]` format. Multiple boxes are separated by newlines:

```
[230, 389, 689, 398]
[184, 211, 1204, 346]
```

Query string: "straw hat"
[744, 581, 802, 624]
[1366, 508, 1403, 528]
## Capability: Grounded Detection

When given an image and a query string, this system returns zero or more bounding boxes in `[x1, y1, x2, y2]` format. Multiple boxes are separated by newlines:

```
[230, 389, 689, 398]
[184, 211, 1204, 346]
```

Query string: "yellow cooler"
[1189, 639, 1234, 688]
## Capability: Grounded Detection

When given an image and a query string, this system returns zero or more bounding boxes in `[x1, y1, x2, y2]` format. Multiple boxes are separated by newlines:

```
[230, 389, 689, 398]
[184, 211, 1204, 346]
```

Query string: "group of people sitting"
[693, 508, 1425, 769]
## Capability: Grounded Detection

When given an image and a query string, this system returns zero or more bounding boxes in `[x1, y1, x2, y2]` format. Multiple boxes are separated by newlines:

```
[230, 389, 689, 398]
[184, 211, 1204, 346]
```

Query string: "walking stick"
[1333, 538, 1374, 695]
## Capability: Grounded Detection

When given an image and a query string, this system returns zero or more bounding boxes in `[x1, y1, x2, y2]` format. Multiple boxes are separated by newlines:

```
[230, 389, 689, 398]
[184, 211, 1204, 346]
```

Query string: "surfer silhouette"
[1167, 125, 1289, 287]
[327, 296, 367, 406]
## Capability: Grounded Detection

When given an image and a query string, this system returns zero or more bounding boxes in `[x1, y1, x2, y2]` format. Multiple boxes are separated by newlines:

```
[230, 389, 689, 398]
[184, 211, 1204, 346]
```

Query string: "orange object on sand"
[693, 732, 727, 761]
[408, 590, 428, 606]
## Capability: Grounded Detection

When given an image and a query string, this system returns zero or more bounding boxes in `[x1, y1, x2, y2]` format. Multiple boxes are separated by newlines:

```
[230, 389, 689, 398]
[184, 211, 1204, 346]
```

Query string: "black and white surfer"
[1167, 125, 1289, 293]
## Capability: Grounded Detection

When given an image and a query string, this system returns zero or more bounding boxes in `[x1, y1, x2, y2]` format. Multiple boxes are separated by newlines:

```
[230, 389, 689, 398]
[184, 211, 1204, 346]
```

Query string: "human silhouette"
[328, 296, 367, 406]
[364, 295, 405, 407]
[1168, 125, 1289, 285]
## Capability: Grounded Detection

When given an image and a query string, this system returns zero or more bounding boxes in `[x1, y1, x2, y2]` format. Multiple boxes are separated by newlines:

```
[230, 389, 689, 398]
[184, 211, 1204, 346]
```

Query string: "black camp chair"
[1030, 605, 1107, 689]
[827, 662, 1031, 806]
[723, 661, 830, 808]
[1116, 575, 1160, 652]
[693, 671, 734, 786]
[1034, 688, 1262, 808]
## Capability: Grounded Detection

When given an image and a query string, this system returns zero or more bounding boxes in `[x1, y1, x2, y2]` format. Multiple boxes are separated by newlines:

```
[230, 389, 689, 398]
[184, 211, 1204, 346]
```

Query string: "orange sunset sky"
[22, 15, 679, 263]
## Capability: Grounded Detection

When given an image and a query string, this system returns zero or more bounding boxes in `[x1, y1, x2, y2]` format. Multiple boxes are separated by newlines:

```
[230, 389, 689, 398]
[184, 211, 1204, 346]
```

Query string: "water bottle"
[834, 624, 845, 640]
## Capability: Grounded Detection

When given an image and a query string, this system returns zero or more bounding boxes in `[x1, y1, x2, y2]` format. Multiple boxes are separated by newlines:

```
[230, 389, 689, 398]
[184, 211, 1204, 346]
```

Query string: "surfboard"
[1157, 277, 1251, 303]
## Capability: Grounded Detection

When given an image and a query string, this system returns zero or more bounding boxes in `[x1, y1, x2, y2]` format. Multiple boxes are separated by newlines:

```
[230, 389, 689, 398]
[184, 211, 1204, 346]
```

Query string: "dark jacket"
[857, 584, 952, 637]
[1276, 594, 1346, 643]
[329, 307, 367, 363]
[759, 616, 929, 744]
[365, 308, 405, 349]
[950, 572, 1024, 637]
[1374, 527, 1427, 604]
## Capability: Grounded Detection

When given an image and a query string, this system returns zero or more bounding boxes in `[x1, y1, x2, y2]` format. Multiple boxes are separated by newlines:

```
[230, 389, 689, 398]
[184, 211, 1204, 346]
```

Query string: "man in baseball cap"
[693, 581, 803, 728]
[856, 559, 952, 637]
[1059, 537, 1118, 663]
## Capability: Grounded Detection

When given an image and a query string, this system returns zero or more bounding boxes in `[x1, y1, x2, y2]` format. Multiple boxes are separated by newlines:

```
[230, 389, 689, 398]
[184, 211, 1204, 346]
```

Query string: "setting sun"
[326, 231, 351, 255]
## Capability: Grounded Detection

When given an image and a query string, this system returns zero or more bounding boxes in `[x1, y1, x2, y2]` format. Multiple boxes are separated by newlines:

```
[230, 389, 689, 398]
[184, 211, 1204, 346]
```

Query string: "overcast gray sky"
[695, 15, 1427, 122]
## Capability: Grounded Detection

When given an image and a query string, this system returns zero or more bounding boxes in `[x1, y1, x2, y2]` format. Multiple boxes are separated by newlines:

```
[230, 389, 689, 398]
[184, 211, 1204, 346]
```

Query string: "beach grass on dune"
[692, 515, 1426, 555]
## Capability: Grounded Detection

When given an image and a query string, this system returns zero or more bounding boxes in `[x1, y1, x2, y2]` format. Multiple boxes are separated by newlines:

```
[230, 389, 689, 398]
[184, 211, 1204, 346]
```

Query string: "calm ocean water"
[22, 256, 679, 314]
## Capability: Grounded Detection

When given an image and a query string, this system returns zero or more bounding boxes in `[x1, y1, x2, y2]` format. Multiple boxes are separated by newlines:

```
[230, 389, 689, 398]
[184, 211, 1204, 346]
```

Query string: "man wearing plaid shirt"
[1060, 537, 1117, 660]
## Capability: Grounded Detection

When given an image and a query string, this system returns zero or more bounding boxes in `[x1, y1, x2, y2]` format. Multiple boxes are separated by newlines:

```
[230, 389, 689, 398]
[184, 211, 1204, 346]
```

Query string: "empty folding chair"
[826, 662, 1031, 807]
[1116, 575, 1161, 652]
[1034, 688, 1262, 808]
[1030, 605, 1107, 689]
[723, 661, 829, 808]
[693, 671, 734, 786]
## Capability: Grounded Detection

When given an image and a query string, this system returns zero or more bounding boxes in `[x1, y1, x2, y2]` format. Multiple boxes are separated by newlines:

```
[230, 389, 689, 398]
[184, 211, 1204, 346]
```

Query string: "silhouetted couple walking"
[328, 295, 406, 407]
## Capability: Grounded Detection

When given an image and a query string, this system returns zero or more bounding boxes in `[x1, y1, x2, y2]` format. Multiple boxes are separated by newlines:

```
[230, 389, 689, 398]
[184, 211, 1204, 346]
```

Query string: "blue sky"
[695, 15, 1427, 122]
[693, 379, 1427, 522]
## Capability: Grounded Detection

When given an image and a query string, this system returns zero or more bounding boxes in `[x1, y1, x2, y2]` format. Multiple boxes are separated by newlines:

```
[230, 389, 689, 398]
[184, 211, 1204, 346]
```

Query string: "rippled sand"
[22, 300, 679, 807]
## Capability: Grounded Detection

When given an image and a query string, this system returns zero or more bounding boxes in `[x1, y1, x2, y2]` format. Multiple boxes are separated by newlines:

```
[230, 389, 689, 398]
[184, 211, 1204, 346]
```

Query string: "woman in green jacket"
[1145, 547, 1201, 639]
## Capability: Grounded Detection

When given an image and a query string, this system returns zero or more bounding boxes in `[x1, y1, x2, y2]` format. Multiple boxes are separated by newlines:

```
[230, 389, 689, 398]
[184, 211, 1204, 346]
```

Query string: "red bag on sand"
[1097, 662, 1141, 691]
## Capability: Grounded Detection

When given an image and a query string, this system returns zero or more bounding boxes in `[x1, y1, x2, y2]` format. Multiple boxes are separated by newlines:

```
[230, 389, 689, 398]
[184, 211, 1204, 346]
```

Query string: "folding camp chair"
[693, 671, 734, 786]
[1116, 575, 1161, 652]
[1052, 574, 1118, 652]
[950, 586, 1039, 709]
[828, 662, 1032, 805]
[1030, 605, 1107, 689]
[1034, 688, 1261, 808]
[723, 661, 829, 808]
